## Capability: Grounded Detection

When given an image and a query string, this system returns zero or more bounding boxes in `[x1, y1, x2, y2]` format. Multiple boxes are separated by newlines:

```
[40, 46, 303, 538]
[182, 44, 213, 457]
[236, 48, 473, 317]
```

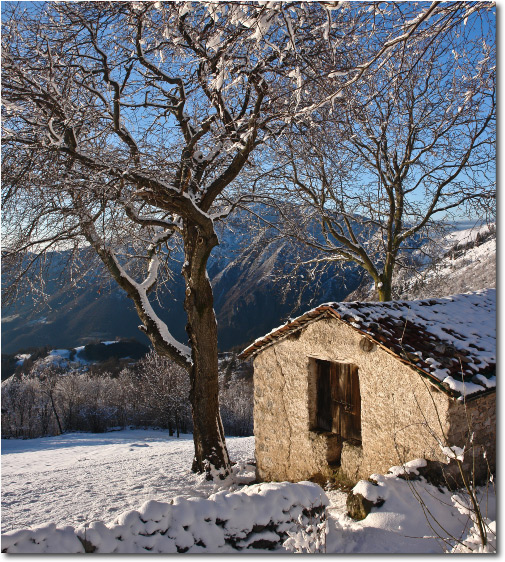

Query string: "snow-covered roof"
[240, 289, 496, 399]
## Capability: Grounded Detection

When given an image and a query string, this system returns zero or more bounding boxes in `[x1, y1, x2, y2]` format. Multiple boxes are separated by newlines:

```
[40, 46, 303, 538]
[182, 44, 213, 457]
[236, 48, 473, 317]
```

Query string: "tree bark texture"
[183, 224, 230, 477]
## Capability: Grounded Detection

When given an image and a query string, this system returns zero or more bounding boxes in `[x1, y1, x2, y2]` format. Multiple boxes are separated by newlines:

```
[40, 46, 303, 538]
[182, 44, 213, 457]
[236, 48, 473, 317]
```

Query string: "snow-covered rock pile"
[1, 481, 328, 554]
[337, 459, 496, 554]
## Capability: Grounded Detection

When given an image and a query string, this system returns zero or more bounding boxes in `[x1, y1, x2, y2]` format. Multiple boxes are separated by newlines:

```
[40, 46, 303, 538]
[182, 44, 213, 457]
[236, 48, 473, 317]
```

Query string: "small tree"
[267, 3, 495, 301]
[37, 366, 64, 435]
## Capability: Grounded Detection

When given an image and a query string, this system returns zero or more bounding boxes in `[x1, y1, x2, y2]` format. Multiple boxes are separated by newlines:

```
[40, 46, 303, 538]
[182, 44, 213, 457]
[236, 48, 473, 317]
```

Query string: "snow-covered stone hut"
[240, 289, 496, 484]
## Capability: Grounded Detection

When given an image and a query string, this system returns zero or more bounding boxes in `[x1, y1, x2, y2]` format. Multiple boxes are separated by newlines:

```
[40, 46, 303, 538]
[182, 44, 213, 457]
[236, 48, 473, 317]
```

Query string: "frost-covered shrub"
[2, 371, 127, 438]
[2, 351, 252, 438]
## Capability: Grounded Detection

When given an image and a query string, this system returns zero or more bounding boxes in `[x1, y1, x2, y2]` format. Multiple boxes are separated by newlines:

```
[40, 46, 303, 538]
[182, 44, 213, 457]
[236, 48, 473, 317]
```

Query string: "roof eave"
[239, 307, 495, 401]
[239, 306, 339, 360]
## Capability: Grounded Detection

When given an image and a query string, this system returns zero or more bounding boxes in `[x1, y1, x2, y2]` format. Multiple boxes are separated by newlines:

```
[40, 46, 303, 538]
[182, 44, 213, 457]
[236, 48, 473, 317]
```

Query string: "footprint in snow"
[129, 443, 150, 450]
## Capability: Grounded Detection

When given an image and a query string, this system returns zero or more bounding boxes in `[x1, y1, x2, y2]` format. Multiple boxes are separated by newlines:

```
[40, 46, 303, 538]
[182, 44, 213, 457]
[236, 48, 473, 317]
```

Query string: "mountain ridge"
[3, 220, 493, 356]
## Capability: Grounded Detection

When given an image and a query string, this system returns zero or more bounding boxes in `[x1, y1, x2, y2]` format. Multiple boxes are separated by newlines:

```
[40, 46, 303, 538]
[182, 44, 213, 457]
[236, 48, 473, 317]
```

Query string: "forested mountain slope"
[2, 218, 363, 354]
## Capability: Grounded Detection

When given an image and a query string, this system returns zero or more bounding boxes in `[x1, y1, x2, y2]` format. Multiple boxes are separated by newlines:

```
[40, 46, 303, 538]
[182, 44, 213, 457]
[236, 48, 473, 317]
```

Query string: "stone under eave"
[242, 311, 494, 402]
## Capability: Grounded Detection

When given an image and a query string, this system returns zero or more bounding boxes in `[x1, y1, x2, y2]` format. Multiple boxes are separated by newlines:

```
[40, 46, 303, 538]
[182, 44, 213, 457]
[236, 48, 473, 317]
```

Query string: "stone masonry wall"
[253, 317, 494, 484]
[446, 392, 496, 482]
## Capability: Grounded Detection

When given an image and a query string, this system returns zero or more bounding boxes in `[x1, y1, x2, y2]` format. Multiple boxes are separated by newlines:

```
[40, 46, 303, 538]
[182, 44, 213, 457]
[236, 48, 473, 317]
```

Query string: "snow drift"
[1, 481, 328, 554]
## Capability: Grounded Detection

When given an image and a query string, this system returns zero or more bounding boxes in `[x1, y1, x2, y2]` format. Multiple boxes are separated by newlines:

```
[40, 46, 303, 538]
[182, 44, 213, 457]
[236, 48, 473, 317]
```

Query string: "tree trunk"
[49, 393, 63, 435]
[377, 254, 395, 301]
[183, 224, 231, 478]
[377, 279, 392, 301]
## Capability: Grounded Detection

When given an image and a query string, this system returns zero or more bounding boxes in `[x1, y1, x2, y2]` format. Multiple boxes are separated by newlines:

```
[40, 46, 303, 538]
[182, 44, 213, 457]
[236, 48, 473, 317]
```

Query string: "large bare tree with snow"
[266, 2, 496, 301]
[1, 0, 366, 476]
[3, 1, 489, 475]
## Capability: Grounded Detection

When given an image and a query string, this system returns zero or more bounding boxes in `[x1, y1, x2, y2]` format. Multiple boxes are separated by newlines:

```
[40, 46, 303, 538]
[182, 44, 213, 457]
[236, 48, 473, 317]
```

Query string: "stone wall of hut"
[446, 391, 496, 482]
[252, 317, 495, 484]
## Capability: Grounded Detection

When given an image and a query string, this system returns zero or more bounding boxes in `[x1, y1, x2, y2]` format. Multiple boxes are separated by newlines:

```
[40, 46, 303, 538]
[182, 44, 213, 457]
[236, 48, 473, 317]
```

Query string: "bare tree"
[3, 1, 488, 477]
[266, 3, 495, 301]
[1, 1, 264, 474]
[1, 1, 363, 476]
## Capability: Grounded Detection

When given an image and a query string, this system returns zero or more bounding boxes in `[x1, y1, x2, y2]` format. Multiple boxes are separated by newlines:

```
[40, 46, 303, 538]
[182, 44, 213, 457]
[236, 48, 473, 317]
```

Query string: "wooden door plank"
[349, 365, 361, 441]
[341, 363, 352, 439]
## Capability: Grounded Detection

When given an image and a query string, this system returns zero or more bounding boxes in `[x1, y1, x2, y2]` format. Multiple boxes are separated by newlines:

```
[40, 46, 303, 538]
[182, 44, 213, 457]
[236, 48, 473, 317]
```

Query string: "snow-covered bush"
[451, 519, 496, 553]
[1, 482, 329, 554]
[2, 351, 253, 439]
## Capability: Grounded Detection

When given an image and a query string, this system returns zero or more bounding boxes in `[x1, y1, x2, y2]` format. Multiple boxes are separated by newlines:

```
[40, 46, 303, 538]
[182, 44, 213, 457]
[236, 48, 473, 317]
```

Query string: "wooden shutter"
[316, 360, 332, 431]
[333, 363, 361, 441]
[316, 360, 361, 441]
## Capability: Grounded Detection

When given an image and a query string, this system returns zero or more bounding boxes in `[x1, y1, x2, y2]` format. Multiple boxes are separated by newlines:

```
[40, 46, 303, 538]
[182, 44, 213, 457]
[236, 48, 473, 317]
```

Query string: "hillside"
[396, 224, 496, 300]
[2, 216, 363, 354]
[345, 224, 496, 302]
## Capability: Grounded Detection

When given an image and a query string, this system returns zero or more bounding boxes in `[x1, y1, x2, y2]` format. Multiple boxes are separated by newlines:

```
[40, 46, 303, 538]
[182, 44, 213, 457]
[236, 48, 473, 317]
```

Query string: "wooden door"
[315, 360, 361, 441]
[332, 363, 361, 441]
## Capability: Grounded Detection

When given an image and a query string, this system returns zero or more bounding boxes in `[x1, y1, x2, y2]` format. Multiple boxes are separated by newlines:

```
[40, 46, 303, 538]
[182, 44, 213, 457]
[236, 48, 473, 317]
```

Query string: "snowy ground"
[2, 430, 255, 532]
[1, 430, 495, 553]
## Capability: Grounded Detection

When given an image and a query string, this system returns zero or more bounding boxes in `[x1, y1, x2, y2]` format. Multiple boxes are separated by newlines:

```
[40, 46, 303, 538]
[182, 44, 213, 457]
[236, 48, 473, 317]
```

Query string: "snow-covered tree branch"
[263, 2, 495, 301]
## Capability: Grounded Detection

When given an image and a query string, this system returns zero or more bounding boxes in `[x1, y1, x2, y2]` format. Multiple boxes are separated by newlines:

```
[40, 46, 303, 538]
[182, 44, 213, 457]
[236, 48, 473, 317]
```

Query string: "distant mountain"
[4, 214, 489, 356]
[2, 213, 364, 354]
[345, 224, 496, 302]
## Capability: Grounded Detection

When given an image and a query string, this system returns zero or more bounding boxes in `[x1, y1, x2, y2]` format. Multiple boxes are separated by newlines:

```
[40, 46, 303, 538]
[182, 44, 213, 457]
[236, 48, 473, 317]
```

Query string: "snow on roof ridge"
[241, 289, 496, 398]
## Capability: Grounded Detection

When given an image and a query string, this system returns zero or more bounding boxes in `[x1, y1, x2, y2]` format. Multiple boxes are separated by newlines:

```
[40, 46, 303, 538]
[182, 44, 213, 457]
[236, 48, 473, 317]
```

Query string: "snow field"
[1, 430, 255, 532]
[1, 430, 496, 553]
